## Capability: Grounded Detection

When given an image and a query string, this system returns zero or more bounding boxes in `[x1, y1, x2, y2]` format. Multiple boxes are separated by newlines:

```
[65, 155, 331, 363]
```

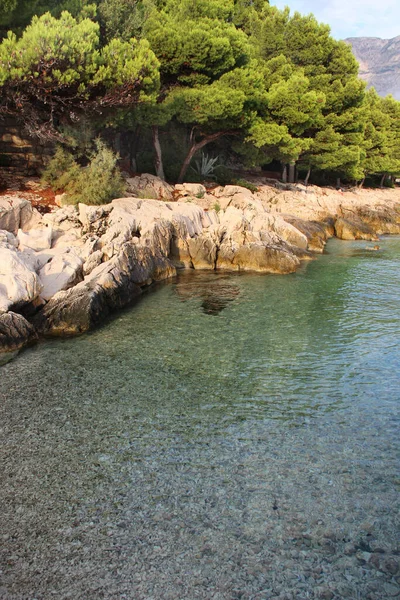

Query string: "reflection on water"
[0, 237, 399, 599]
[174, 272, 241, 315]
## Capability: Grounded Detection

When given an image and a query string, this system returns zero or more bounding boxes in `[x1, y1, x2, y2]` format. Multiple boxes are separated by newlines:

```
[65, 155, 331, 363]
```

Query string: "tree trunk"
[358, 177, 365, 189]
[129, 125, 141, 173]
[380, 173, 387, 188]
[177, 131, 228, 184]
[282, 164, 288, 183]
[288, 161, 296, 184]
[336, 177, 341, 190]
[114, 131, 122, 156]
[304, 167, 311, 186]
[152, 125, 165, 180]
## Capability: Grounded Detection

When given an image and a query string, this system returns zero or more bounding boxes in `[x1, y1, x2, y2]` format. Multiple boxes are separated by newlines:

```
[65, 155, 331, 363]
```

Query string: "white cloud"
[271, 0, 400, 39]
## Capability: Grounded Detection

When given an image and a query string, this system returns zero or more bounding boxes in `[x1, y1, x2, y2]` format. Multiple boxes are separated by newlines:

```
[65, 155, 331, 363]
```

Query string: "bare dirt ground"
[0, 167, 57, 213]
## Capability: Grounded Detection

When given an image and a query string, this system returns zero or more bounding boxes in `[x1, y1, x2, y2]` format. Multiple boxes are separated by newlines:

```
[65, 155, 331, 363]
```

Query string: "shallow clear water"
[1, 238, 399, 599]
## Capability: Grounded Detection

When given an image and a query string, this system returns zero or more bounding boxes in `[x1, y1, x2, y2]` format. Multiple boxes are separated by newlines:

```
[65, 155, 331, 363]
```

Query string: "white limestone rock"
[0, 196, 40, 234]
[0, 247, 43, 312]
[83, 250, 103, 276]
[39, 250, 84, 301]
[175, 183, 206, 198]
[18, 227, 53, 252]
[78, 203, 113, 229]
[51, 230, 83, 249]
[0, 230, 19, 250]
[42, 205, 79, 230]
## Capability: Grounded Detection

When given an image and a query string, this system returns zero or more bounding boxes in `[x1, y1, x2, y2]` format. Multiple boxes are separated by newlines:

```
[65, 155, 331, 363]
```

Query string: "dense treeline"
[0, 0, 399, 186]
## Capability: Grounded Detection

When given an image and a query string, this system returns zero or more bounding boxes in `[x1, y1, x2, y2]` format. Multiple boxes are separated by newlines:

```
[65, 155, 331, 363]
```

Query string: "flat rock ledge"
[1, 178, 400, 361]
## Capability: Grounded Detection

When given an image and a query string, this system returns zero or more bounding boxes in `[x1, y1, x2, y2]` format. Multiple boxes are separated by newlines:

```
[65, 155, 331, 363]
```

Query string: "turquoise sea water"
[1, 237, 399, 599]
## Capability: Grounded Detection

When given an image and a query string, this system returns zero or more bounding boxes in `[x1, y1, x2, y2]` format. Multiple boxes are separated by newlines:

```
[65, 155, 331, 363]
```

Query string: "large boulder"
[284, 217, 333, 252]
[334, 217, 377, 241]
[187, 235, 218, 270]
[0, 311, 37, 357]
[18, 227, 53, 251]
[125, 174, 174, 201]
[39, 250, 84, 301]
[353, 206, 400, 236]
[0, 196, 41, 234]
[0, 247, 42, 312]
[33, 242, 176, 336]
[217, 238, 299, 273]
[268, 216, 308, 250]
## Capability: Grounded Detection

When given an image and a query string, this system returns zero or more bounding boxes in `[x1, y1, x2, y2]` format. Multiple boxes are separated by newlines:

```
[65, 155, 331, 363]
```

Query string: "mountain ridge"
[346, 36, 400, 99]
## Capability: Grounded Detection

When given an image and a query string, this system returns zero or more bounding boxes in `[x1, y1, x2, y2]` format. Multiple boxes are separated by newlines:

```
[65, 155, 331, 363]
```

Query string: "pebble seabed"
[0, 238, 399, 600]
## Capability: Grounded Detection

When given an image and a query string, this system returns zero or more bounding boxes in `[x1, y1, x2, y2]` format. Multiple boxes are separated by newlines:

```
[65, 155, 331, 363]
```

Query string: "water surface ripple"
[1, 238, 399, 599]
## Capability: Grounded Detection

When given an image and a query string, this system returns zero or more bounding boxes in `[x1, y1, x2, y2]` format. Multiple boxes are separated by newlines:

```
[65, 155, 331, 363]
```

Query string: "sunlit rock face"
[346, 36, 400, 100]
[1, 179, 400, 356]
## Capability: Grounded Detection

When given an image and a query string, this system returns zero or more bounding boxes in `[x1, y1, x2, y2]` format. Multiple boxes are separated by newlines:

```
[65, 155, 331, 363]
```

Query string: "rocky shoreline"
[1, 175, 400, 362]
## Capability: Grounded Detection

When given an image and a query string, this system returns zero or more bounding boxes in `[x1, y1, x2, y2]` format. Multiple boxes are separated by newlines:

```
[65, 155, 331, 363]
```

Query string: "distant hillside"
[346, 36, 400, 99]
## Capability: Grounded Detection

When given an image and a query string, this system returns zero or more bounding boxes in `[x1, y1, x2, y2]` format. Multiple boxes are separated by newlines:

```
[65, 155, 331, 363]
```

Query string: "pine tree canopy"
[0, 0, 399, 182]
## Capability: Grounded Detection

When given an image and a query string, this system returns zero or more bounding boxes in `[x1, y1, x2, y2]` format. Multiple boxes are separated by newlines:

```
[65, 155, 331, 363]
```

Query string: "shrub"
[213, 202, 221, 213]
[41, 146, 79, 191]
[42, 139, 126, 205]
[67, 139, 126, 205]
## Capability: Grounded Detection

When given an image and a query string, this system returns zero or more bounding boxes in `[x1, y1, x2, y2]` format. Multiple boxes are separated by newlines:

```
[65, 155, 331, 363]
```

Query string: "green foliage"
[0, 0, 17, 11]
[42, 140, 126, 204]
[0, 9, 160, 135]
[41, 146, 80, 190]
[1, 0, 400, 185]
[143, 0, 250, 83]
[67, 139, 126, 204]
[97, 0, 147, 41]
[0, 0, 96, 39]
[58, 118, 98, 158]
[361, 89, 400, 179]
[231, 178, 258, 192]
[0, 10, 160, 92]
[0, 12, 100, 88]
[214, 164, 235, 185]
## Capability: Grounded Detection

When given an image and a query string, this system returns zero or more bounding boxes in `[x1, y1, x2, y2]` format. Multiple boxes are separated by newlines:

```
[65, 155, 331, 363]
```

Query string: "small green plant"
[42, 139, 126, 205]
[195, 190, 205, 199]
[67, 139, 126, 205]
[232, 178, 259, 193]
[41, 146, 79, 191]
[191, 153, 219, 180]
[213, 202, 221, 213]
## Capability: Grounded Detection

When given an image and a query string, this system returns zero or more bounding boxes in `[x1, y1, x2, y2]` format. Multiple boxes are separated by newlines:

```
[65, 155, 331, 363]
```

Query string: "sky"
[271, 0, 400, 40]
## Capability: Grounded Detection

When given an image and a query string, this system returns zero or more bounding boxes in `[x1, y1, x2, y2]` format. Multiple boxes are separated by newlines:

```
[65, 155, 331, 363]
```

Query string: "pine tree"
[0, 10, 160, 138]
